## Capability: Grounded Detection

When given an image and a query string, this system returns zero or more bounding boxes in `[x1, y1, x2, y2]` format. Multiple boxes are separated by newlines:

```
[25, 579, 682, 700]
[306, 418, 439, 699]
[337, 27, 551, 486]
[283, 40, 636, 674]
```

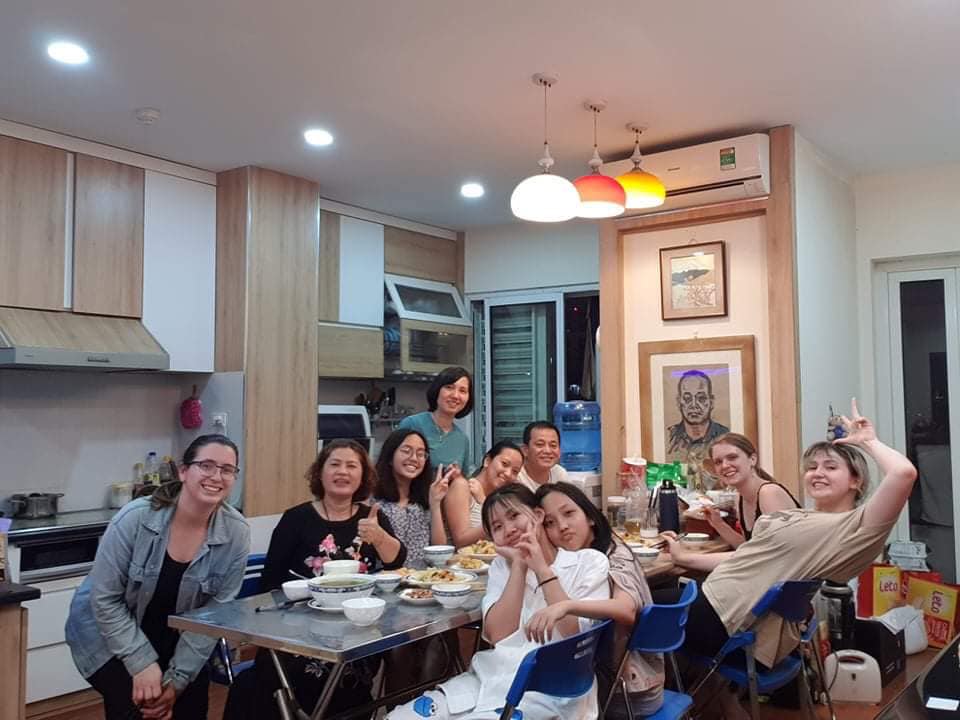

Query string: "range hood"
[0, 307, 169, 370]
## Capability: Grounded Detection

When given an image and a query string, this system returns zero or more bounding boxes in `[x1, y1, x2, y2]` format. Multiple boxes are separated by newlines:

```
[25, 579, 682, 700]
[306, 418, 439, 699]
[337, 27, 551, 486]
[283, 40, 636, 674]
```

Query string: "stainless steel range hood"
[0, 307, 169, 370]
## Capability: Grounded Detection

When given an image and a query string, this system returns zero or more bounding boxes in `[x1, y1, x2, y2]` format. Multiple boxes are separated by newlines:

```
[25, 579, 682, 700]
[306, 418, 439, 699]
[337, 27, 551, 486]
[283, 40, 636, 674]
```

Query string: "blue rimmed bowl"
[307, 574, 376, 609]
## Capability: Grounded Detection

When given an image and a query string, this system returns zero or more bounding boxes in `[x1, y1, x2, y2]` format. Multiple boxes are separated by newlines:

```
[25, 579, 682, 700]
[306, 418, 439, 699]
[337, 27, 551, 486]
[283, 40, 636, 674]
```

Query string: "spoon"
[288, 569, 309, 580]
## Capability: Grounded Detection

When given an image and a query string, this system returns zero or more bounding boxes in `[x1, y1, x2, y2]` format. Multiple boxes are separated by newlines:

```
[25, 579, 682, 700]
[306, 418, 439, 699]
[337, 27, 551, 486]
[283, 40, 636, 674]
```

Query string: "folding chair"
[602, 580, 698, 720]
[496, 619, 613, 720]
[210, 552, 267, 685]
[688, 579, 821, 719]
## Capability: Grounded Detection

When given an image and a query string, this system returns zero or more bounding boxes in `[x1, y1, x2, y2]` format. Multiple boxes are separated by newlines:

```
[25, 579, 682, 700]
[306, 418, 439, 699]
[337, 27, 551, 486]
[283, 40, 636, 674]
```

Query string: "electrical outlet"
[212, 412, 228, 432]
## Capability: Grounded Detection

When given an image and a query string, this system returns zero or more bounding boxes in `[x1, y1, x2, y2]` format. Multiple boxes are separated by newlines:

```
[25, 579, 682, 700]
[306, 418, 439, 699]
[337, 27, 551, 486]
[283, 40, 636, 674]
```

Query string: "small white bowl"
[431, 582, 472, 609]
[281, 579, 311, 601]
[374, 573, 402, 593]
[342, 597, 386, 626]
[423, 545, 455, 567]
[323, 559, 362, 576]
[681, 532, 710, 545]
[631, 547, 660, 565]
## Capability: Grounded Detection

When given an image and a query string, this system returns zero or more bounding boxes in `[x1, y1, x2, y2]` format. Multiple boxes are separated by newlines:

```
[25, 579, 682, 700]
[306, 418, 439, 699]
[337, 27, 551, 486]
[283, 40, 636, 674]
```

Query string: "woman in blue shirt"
[399, 366, 473, 473]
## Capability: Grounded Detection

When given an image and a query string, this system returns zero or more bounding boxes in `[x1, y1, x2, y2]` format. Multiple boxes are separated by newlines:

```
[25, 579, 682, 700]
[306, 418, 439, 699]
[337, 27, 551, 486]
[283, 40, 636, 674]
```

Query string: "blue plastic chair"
[210, 553, 267, 685]
[602, 580, 698, 720]
[496, 619, 613, 720]
[688, 579, 821, 719]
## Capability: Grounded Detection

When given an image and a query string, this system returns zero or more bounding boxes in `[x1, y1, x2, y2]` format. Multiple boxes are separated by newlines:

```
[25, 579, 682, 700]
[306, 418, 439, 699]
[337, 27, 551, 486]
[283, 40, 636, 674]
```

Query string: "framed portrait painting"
[638, 335, 757, 468]
[659, 240, 727, 320]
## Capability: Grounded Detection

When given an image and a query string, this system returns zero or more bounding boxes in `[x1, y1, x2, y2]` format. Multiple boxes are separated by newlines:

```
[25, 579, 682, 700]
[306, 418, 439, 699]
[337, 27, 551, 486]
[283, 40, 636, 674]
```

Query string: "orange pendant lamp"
[574, 101, 626, 219]
[616, 124, 665, 209]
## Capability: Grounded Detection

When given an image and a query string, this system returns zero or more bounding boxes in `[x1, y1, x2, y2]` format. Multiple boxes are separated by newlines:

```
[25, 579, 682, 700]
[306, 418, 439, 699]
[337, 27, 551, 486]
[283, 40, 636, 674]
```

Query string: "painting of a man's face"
[677, 373, 714, 425]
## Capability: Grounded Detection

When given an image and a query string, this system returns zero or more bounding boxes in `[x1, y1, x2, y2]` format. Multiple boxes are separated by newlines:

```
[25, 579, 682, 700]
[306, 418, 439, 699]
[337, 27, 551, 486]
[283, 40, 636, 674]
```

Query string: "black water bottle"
[658, 478, 680, 533]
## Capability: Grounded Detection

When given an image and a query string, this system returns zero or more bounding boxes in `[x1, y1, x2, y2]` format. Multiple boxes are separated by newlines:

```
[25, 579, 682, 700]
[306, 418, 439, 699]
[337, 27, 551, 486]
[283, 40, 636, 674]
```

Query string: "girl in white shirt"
[388, 484, 610, 720]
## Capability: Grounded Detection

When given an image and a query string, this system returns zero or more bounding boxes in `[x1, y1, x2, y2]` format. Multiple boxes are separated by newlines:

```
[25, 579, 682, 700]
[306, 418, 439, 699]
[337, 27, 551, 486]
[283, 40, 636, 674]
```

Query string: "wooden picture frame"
[638, 335, 757, 467]
[659, 240, 727, 320]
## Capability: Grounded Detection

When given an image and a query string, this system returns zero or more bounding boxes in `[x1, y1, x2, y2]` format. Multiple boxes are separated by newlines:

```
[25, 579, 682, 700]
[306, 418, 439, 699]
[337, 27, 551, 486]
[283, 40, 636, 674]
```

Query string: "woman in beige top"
[659, 399, 916, 676]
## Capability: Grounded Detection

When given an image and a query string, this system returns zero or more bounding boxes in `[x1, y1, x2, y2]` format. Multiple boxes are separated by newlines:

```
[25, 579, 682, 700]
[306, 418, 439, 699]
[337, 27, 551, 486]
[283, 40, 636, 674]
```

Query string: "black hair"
[426, 366, 474, 419]
[473, 440, 524, 478]
[481, 484, 539, 537]
[522, 420, 561, 446]
[374, 429, 433, 510]
[535, 482, 612, 554]
[152, 434, 239, 510]
[307, 439, 375, 502]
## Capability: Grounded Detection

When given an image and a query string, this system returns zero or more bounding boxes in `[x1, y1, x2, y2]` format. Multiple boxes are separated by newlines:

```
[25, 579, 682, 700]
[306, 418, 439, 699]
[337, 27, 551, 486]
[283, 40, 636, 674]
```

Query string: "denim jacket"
[65, 497, 250, 692]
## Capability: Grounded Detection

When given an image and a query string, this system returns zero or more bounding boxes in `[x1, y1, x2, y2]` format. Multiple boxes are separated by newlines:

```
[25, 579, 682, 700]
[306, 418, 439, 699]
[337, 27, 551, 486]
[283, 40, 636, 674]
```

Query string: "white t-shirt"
[516, 464, 569, 493]
[439, 548, 609, 718]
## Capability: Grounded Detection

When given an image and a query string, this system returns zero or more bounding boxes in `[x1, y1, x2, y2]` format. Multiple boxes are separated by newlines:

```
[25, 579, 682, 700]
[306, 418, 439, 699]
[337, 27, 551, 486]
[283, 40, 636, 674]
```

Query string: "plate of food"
[450, 556, 489, 574]
[398, 588, 437, 605]
[457, 540, 497, 560]
[404, 569, 478, 588]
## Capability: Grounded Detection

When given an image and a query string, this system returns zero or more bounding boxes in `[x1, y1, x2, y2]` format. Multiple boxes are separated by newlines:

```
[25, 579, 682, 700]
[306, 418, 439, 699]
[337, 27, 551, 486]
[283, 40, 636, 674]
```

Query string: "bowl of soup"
[307, 574, 377, 609]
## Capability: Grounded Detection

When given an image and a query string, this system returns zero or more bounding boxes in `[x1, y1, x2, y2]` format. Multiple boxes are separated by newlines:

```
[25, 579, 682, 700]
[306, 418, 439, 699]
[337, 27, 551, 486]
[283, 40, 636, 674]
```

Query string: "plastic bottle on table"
[144, 452, 160, 486]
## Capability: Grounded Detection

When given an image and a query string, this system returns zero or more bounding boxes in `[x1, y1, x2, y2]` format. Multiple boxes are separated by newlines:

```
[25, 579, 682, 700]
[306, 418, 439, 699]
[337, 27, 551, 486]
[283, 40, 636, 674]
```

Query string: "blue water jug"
[554, 400, 601, 471]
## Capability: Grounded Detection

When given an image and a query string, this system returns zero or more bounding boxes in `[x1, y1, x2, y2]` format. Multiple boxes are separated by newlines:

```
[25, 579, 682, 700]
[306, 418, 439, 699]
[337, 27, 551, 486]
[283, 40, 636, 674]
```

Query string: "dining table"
[169, 582, 486, 720]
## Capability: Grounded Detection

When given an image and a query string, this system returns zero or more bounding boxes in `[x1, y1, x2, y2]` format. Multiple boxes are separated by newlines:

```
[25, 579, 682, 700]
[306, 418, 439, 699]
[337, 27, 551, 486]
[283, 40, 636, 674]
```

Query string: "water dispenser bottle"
[553, 399, 601, 471]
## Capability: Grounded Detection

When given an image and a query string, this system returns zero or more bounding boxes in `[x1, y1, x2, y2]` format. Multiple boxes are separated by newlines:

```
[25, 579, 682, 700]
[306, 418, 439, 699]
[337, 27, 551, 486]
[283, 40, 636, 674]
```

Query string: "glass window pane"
[395, 284, 462, 318]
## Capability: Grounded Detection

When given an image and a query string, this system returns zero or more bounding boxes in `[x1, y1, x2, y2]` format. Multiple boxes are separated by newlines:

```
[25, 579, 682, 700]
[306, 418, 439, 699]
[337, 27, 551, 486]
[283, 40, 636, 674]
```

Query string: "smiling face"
[437, 376, 470, 417]
[483, 448, 523, 489]
[524, 428, 561, 473]
[540, 491, 595, 552]
[804, 449, 860, 511]
[321, 447, 365, 501]
[486, 500, 542, 547]
[709, 442, 755, 488]
[179, 442, 238, 507]
[392, 433, 427, 482]
[678, 374, 714, 425]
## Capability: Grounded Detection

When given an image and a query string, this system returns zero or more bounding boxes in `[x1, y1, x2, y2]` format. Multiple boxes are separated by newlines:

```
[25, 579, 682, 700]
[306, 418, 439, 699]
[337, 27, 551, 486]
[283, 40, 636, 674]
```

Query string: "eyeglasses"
[188, 460, 240, 479]
[397, 445, 428, 461]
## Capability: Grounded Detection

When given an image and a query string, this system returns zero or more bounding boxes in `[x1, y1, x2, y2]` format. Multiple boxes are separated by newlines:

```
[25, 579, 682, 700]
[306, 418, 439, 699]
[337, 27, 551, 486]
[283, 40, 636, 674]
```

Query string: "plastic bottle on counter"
[158, 456, 175, 483]
[144, 452, 160, 485]
[553, 398, 601, 471]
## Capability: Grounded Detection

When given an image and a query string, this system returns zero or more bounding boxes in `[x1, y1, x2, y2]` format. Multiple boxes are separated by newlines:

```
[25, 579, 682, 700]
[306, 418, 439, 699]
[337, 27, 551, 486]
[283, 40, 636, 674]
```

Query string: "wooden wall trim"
[215, 167, 249, 372]
[767, 125, 802, 497]
[598, 220, 625, 504]
[318, 210, 340, 322]
[455, 231, 466, 292]
[613, 197, 768, 234]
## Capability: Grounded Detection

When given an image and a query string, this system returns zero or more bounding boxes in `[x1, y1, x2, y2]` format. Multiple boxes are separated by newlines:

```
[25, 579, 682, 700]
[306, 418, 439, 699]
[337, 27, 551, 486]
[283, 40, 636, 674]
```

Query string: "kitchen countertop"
[6, 507, 118, 539]
[0, 581, 41, 605]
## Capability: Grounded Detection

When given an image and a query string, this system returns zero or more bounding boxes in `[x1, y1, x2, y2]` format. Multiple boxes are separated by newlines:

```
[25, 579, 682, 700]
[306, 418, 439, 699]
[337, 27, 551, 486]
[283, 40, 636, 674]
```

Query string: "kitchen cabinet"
[73, 154, 145, 318]
[142, 171, 217, 371]
[22, 576, 88, 703]
[317, 322, 383, 378]
[384, 225, 458, 285]
[319, 211, 384, 326]
[0, 135, 70, 311]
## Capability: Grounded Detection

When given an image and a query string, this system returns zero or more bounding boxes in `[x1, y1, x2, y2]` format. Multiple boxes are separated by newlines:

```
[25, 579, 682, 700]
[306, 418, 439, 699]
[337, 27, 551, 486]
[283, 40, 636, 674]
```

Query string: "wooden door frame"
[598, 125, 800, 502]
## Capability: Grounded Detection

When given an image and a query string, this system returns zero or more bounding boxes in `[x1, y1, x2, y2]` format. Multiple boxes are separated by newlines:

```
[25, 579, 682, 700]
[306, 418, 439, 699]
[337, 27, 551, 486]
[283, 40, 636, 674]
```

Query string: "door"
[885, 267, 960, 582]
[481, 294, 564, 447]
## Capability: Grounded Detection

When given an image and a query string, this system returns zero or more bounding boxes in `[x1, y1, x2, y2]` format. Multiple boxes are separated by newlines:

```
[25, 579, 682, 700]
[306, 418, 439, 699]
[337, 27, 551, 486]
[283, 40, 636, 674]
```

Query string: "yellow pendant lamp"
[573, 101, 625, 219]
[617, 124, 665, 209]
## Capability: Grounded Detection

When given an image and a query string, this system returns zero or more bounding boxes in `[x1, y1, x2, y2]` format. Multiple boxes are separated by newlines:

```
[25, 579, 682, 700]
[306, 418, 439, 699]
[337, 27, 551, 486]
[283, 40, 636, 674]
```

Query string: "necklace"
[319, 498, 354, 521]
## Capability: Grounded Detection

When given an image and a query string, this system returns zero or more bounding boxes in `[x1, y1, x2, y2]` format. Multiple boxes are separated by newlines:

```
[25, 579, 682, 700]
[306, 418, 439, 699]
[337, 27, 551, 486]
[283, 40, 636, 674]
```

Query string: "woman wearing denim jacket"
[66, 434, 250, 720]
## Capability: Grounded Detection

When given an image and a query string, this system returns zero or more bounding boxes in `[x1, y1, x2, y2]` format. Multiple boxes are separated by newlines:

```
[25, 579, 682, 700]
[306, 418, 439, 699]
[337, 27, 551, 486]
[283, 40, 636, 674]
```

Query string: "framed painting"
[659, 240, 727, 320]
[638, 335, 757, 468]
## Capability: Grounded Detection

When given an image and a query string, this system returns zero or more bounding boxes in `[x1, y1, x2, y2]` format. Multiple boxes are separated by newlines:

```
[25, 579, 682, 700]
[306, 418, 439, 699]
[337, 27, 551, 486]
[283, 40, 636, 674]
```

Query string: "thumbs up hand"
[358, 503, 385, 545]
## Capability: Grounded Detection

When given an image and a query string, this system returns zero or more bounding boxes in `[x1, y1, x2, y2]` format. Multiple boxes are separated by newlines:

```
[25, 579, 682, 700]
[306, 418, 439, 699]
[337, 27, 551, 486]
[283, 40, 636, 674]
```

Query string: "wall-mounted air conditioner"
[603, 133, 770, 215]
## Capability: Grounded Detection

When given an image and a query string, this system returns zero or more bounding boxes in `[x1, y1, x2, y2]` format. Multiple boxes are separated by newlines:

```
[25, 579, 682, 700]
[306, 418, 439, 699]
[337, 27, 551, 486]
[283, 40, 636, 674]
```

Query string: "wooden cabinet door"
[73, 154, 144, 317]
[0, 136, 69, 310]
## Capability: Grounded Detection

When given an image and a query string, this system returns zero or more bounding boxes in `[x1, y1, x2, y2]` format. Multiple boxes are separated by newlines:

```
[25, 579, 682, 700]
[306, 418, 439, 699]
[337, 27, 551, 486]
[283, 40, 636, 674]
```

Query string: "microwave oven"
[317, 404, 374, 456]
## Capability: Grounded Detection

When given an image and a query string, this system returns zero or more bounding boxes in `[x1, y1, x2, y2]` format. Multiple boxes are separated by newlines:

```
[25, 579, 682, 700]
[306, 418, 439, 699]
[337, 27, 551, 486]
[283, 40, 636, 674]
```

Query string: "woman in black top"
[225, 439, 406, 720]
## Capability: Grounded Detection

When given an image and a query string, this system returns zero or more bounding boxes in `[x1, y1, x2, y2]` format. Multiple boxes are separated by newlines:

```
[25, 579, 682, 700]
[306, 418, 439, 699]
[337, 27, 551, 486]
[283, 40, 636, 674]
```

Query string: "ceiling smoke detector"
[135, 107, 161, 125]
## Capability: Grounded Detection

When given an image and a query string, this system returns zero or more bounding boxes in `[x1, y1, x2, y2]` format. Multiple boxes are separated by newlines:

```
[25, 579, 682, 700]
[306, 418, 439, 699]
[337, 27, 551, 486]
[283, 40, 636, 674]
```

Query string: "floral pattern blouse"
[375, 499, 433, 565]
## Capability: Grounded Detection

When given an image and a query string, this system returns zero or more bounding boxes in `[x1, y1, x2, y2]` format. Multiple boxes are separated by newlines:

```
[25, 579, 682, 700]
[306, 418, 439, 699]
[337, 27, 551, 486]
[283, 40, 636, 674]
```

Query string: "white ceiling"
[1, 1, 958, 230]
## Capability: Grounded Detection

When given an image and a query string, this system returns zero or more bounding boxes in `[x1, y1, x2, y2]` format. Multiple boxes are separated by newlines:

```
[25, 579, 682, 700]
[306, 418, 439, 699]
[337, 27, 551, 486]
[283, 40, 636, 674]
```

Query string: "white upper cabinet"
[337, 216, 384, 327]
[142, 171, 217, 372]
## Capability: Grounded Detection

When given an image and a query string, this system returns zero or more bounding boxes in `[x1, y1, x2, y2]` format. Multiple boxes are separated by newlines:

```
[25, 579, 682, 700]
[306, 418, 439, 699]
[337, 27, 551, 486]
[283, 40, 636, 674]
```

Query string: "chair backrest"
[503, 619, 613, 708]
[749, 580, 821, 624]
[238, 553, 267, 599]
[629, 579, 699, 654]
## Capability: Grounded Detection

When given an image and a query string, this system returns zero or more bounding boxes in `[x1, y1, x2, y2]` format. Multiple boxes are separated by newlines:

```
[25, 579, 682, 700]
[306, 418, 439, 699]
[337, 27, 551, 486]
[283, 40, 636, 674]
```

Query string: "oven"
[15, 525, 105, 584]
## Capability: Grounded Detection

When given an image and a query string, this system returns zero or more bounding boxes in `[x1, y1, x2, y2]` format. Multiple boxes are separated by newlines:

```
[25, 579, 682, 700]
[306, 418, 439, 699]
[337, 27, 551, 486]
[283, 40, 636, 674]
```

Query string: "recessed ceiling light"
[304, 128, 334, 147]
[460, 182, 485, 199]
[47, 41, 90, 65]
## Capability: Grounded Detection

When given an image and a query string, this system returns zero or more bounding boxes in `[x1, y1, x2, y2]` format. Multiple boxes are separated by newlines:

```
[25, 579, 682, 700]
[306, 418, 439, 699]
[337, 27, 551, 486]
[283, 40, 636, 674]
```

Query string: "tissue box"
[855, 618, 905, 686]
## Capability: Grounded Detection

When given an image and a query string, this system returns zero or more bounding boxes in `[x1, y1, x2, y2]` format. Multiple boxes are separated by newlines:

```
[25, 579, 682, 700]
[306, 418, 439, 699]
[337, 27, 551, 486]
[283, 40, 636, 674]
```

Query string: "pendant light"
[616, 123, 666, 209]
[510, 74, 580, 223]
[573, 101, 626, 219]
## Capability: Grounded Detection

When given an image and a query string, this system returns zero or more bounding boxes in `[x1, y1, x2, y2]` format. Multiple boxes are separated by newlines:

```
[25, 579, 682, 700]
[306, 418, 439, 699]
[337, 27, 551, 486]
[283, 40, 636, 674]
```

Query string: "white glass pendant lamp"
[510, 74, 580, 222]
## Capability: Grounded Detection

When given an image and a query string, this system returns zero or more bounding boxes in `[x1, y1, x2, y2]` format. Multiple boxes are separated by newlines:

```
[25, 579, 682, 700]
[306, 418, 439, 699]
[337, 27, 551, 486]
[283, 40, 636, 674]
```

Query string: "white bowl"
[342, 597, 386, 626]
[423, 545, 455, 567]
[374, 573, 402, 593]
[307, 574, 376, 609]
[631, 547, 660, 565]
[323, 559, 362, 576]
[681, 532, 710, 545]
[431, 582, 472, 609]
[281, 579, 311, 601]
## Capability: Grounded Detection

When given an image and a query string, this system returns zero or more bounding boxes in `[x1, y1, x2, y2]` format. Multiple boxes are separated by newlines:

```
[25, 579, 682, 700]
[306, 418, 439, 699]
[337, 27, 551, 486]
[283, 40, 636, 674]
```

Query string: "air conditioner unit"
[603, 133, 770, 215]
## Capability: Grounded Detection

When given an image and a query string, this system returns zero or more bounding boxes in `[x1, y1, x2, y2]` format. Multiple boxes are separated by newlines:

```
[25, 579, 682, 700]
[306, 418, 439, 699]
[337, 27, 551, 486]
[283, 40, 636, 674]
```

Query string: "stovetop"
[6, 507, 118, 539]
